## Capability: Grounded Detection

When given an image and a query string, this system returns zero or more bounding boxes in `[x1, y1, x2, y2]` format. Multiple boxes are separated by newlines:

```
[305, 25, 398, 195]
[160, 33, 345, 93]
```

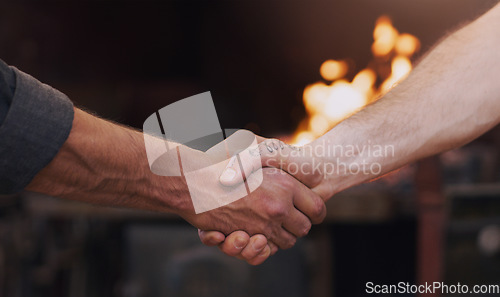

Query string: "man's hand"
[220, 139, 326, 194]
[199, 138, 328, 264]
[202, 2, 500, 264]
[27, 109, 325, 252]
[182, 165, 326, 250]
[142, 129, 327, 250]
[199, 230, 276, 266]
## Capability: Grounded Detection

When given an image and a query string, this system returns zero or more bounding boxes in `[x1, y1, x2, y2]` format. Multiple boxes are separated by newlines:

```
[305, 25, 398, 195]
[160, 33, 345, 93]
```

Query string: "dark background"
[1, 1, 500, 297]
[1, 0, 496, 135]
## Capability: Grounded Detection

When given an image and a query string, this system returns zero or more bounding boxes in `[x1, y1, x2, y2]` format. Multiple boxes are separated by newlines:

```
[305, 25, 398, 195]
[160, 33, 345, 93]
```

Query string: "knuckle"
[240, 249, 254, 260]
[300, 221, 312, 237]
[282, 237, 297, 250]
[266, 202, 287, 218]
[263, 139, 283, 158]
[262, 224, 273, 238]
[220, 245, 236, 256]
[311, 198, 327, 223]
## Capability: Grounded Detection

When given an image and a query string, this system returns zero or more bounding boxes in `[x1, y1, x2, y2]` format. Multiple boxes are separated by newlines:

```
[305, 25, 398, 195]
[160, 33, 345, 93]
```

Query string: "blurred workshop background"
[1, 0, 500, 296]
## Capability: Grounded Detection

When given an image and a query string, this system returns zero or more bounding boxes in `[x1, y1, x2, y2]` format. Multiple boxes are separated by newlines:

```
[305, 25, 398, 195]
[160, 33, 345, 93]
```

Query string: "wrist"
[145, 172, 193, 215]
[134, 133, 196, 216]
[308, 126, 373, 198]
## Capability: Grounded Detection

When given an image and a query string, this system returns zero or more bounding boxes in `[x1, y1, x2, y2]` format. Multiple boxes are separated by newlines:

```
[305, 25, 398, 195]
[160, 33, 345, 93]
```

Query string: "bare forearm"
[26, 107, 193, 214]
[314, 3, 500, 197]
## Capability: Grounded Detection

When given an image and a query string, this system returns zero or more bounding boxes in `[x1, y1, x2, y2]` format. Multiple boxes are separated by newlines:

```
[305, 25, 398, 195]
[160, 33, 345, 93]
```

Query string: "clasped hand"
[180, 131, 329, 265]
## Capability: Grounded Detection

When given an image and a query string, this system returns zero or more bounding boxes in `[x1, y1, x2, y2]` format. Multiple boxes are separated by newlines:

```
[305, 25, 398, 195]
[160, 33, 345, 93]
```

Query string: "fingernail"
[234, 237, 246, 249]
[259, 246, 271, 257]
[252, 239, 266, 251]
[209, 236, 221, 245]
[220, 168, 237, 182]
[227, 155, 237, 167]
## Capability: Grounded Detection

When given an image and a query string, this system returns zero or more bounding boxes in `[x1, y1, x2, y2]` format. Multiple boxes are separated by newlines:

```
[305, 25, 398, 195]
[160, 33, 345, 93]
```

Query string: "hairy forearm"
[26, 108, 323, 250]
[26, 107, 193, 214]
[313, 3, 500, 197]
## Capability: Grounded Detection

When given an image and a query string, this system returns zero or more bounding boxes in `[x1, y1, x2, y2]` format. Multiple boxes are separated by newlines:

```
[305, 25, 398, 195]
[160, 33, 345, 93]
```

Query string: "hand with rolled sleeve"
[0, 59, 326, 251]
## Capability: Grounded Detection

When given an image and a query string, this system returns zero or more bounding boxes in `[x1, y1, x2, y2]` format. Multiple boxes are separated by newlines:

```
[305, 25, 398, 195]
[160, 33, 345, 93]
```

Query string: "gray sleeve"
[0, 67, 74, 194]
[0, 59, 16, 126]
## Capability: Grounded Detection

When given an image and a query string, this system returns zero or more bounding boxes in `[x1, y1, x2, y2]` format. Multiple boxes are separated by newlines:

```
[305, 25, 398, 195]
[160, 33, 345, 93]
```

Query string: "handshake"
[142, 93, 348, 266]
[201, 135, 331, 265]
[147, 128, 340, 266]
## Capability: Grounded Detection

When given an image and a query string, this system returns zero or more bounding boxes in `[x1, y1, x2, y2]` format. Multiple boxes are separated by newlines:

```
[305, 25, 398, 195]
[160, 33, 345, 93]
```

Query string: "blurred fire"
[292, 16, 420, 145]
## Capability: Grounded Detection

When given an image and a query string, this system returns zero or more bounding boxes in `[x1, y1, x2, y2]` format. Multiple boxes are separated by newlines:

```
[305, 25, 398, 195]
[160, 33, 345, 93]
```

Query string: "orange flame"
[292, 16, 420, 145]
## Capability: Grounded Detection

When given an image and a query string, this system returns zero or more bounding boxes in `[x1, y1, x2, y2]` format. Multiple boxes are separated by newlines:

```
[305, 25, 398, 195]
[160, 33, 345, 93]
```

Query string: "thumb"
[198, 229, 226, 246]
[219, 139, 322, 188]
[219, 146, 262, 186]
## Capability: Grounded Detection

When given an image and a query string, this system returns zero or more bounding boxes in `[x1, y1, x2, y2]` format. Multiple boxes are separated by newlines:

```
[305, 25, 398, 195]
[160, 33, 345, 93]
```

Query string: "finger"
[312, 182, 334, 200]
[220, 139, 323, 189]
[289, 176, 327, 224]
[268, 241, 279, 255]
[239, 234, 268, 261]
[218, 130, 261, 185]
[218, 231, 250, 257]
[247, 245, 271, 266]
[282, 209, 312, 238]
[198, 229, 226, 246]
[220, 139, 279, 186]
[272, 227, 297, 250]
[219, 155, 246, 185]
[260, 140, 323, 188]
